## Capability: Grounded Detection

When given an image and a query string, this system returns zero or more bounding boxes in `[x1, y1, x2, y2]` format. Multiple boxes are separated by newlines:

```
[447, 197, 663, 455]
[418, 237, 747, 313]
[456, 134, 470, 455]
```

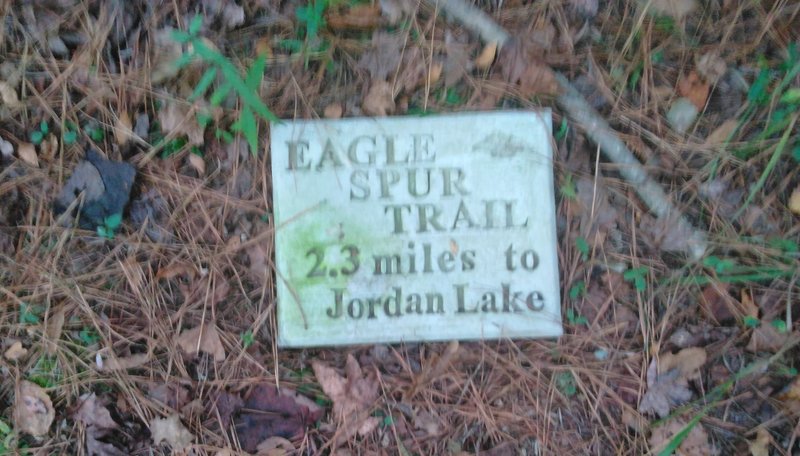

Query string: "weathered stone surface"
[271, 111, 561, 346]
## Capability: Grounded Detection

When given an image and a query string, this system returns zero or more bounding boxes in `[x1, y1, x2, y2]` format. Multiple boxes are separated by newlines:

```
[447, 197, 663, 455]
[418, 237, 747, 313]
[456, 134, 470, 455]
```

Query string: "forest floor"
[0, 0, 799, 454]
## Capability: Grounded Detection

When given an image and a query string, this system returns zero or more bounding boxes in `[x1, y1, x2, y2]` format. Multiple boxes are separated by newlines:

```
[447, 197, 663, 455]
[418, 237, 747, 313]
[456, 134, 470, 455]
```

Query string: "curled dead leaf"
[177, 323, 226, 362]
[677, 71, 710, 110]
[696, 51, 727, 85]
[362, 81, 395, 116]
[44, 306, 66, 355]
[188, 153, 205, 175]
[0, 80, 21, 108]
[327, 4, 382, 30]
[150, 414, 194, 450]
[474, 42, 498, 69]
[114, 111, 132, 145]
[311, 354, 380, 443]
[746, 321, 788, 353]
[4, 340, 28, 360]
[324, 103, 344, 119]
[17, 142, 38, 167]
[789, 185, 800, 215]
[704, 119, 738, 146]
[639, 347, 707, 417]
[100, 351, 151, 371]
[14, 380, 55, 437]
[748, 428, 771, 456]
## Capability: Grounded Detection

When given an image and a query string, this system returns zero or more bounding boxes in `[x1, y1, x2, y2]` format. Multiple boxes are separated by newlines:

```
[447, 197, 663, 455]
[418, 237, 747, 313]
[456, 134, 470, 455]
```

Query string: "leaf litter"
[639, 347, 707, 418]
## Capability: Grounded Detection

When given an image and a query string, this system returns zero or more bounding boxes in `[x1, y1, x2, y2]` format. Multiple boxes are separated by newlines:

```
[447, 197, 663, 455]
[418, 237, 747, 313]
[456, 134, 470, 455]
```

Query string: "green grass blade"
[209, 82, 232, 106]
[656, 410, 707, 456]
[234, 107, 259, 156]
[735, 113, 798, 218]
[246, 54, 266, 91]
[189, 67, 218, 102]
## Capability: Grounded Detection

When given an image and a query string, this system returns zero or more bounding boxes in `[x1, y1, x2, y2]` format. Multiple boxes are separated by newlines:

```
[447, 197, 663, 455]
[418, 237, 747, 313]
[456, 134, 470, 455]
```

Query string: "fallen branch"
[429, 0, 708, 260]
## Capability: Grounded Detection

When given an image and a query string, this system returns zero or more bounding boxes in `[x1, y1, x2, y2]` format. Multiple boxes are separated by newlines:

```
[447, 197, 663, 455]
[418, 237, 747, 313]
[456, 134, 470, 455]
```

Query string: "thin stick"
[429, 0, 708, 260]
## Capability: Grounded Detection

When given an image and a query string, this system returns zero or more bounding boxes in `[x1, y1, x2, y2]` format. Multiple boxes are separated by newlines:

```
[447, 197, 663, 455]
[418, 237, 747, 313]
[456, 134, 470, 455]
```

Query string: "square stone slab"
[271, 111, 562, 347]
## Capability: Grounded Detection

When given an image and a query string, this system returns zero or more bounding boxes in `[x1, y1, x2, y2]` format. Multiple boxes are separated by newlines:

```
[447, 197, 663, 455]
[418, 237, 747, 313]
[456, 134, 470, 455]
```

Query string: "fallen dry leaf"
[789, 185, 800, 215]
[474, 42, 498, 69]
[14, 380, 55, 436]
[73, 393, 117, 429]
[362, 81, 395, 116]
[327, 4, 381, 30]
[312, 354, 380, 443]
[114, 111, 132, 145]
[696, 51, 727, 84]
[324, 103, 343, 119]
[220, 385, 323, 452]
[704, 119, 738, 145]
[187, 153, 205, 175]
[4, 340, 27, 360]
[748, 428, 771, 456]
[256, 436, 295, 455]
[150, 414, 194, 450]
[176, 323, 226, 362]
[700, 283, 735, 323]
[639, 347, 707, 417]
[44, 306, 66, 355]
[159, 101, 205, 146]
[746, 321, 788, 353]
[0, 80, 21, 108]
[649, 419, 717, 455]
[16, 142, 38, 167]
[147, 383, 190, 410]
[102, 352, 151, 371]
[497, 38, 559, 96]
[677, 71, 710, 110]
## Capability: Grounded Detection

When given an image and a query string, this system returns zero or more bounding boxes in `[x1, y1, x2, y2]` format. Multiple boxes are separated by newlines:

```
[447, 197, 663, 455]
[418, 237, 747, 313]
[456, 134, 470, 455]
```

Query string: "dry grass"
[0, 0, 798, 454]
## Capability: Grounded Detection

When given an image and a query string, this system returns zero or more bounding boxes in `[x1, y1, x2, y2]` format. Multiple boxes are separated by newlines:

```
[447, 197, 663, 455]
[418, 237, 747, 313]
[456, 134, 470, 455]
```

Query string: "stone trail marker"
[271, 111, 562, 347]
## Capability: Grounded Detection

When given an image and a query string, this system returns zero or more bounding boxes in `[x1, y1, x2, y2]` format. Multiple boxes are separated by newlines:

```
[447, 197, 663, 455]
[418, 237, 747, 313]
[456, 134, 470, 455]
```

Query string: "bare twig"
[429, 0, 708, 260]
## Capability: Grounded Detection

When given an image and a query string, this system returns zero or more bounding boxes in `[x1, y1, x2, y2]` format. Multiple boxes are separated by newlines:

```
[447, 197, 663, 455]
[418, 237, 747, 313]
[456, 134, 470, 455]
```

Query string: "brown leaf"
[696, 51, 727, 85]
[324, 103, 344, 119]
[700, 283, 735, 323]
[100, 351, 151, 371]
[649, 419, 717, 455]
[114, 111, 132, 145]
[748, 428, 771, 456]
[312, 354, 380, 443]
[677, 71, 710, 110]
[14, 380, 55, 437]
[497, 38, 559, 96]
[704, 119, 738, 145]
[789, 185, 800, 215]
[474, 42, 498, 69]
[327, 4, 382, 30]
[229, 385, 324, 452]
[159, 101, 205, 146]
[149, 414, 194, 450]
[73, 393, 117, 429]
[362, 81, 395, 116]
[0, 80, 21, 108]
[746, 321, 788, 353]
[256, 436, 295, 455]
[4, 340, 28, 360]
[44, 306, 66, 355]
[176, 323, 226, 362]
[639, 348, 706, 417]
[187, 153, 205, 175]
[147, 383, 190, 410]
[17, 142, 38, 167]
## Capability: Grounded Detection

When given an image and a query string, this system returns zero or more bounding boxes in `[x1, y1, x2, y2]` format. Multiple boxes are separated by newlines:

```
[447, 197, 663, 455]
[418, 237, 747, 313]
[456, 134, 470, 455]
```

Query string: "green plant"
[62, 122, 78, 145]
[702, 256, 735, 274]
[96, 213, 122, 240]
[554, 117, 569, 141]
[29, 355, 61, 388]
[19, 302, 42, 325]
[172, 15, 279, 156]
[743, 316, 760, 328]
[78, 327, 100, 346]
[575, 236, 589, 260]
[566, 307, 588, 325]
[623, 266, 649, 292]
[241, 330, 254, 349]
[29, 120, 49, 145]
[555, 371, 577, 397]
[282, 0, 330, 58]
[568, 281, 586, 300]
[560, 173, 577, 200]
